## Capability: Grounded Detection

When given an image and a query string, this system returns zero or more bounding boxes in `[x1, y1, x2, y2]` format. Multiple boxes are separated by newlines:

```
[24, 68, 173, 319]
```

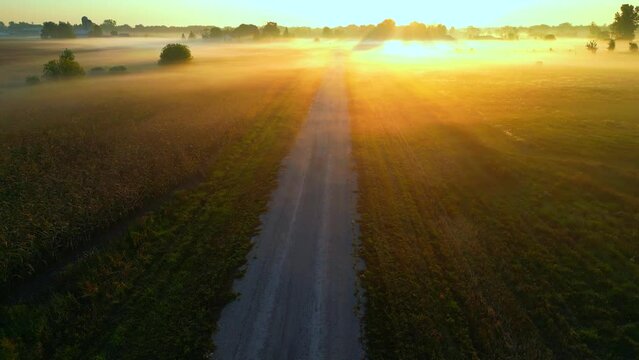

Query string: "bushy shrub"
[42, 49, 85, 79]
[608, 39, 616, 51]
[544, 34, 556, 40]
[90, 66, 106, 73]
[158, 44, 192, 65]
[25, 75, 40, 85]
[109, 65, 127, 73]
[586, 40, 598, 53]
[630, 42, 638, 52]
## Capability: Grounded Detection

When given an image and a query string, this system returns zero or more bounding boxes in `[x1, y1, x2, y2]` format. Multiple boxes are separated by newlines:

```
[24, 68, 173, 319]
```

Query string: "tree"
[610, 4, 639, 40]
[322, 27, 333, 38]
[0, 21, 5, 31]
[262, 22, 280, 38]
[101, 19, 117, 33]
[41, 22, 75, 39]
[283, 27, 290, 38]
[158, 43, 192, 65]
[88, 24, 103, 37]
[188, 31, 196, 39]
[181, 33, 186, 40]
[203, 26, 223, 39]
[402, 22, 449, 40]
[500, 26, 519, 40]
[631, 42, 639, 52]
[42, 49, 85, 79]
[232, 24, 259, 39]
[586, 40, 598, 53]
[81, 16, 93, 30]
[365, 19, 396, 40]
[608, 38, 616, 51]
[529, 24, 551, 38]
[466, 26, 480, 39]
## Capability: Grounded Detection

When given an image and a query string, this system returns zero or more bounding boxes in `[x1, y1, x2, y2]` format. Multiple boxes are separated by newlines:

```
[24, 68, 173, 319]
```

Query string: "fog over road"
[213, 60, 363, 360]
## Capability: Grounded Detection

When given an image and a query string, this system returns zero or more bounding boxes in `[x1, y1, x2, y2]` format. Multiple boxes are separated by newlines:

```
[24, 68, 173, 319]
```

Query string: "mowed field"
[348, 42, 639, 359]
[0, 38, 327, 358]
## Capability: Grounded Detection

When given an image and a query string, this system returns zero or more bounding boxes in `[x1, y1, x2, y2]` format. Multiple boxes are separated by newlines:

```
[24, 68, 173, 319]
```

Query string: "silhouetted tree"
[81, 16, 94, 30]
[283, 27, 290, 38]
[232, 24, 259, 39]
[188, 31, 196, 39]
[203, 26, 223, 39]
[0, 21, 5, 31]
[322, 26, 333, 38]
[365, 19, 396, 40]
[101, 19, 117, 33]
[402, 22, 449, 40]
[631, 42, 639, 52]
[42, 49, 85, 79]
[608, 39, 616, 50]
[88, 24, 103, 37]
[556, 22, 577, 36]
[529, 24, 552, 38]
[41, 22, 75, 39]
[586, 40, 598, 53]
[262, 22, 280, 37]
[181, 33, 186, 40]
[610, 4, 639, 40]
[158, 43, 192, 65]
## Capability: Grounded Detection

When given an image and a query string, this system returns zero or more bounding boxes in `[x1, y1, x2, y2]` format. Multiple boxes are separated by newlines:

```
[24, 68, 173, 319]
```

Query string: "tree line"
[2, 4, 637, 42]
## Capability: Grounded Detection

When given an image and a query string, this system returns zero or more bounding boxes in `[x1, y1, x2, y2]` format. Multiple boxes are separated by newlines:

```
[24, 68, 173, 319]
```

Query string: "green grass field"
[0, 40, 324, 358]
[348, 53, 639, 359]
[0, 40, 329, 294]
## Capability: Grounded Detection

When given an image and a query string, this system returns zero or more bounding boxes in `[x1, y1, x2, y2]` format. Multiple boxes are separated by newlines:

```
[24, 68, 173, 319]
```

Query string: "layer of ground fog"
[0, 38, 327, 358]
[348, 40, 639, 359]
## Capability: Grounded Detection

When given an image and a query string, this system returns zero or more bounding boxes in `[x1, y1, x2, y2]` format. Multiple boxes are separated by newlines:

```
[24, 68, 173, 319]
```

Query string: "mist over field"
[1, 5, 639, 359]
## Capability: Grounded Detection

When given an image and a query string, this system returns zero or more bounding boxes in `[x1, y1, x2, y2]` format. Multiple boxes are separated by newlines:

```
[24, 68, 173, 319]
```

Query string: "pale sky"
[1, 0, 625, 28]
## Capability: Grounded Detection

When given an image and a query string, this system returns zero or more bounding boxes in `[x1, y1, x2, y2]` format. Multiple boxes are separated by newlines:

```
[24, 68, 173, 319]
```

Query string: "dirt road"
[213, 61, 363, 360]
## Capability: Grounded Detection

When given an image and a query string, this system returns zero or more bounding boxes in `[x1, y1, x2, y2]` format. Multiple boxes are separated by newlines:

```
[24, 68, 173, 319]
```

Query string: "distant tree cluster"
[202, 26, 223, 39]
[402, 22, 450, 40]
[262, 22, 280, 37]
[232, 24, 260, 39]
[364, 19, 397, 40]
[589, 22, 610, 40]
[41, 21, 75, 39]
